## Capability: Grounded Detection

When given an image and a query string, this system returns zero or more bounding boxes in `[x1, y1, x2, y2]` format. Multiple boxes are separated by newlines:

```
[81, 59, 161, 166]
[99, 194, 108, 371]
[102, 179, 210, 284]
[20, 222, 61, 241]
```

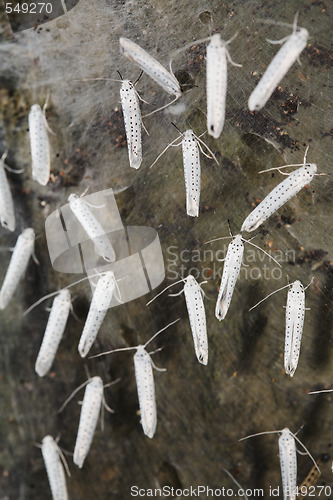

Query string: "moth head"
[68, 193, 78, 202]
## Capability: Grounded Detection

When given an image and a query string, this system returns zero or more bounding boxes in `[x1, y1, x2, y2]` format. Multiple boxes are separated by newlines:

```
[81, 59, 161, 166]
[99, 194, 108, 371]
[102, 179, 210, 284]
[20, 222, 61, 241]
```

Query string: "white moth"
[241, 156, 318, 233]
[206, 34, 241, 138]
[120, 79, 143, 169]
[284, 280, 305, 377]
[249, 279, 311, 377]
[41, 435, 69, 500]
[182, 130, 201, 217]
[150, 128, 218, 217]
[172, 33, 240, 138]
[119, 37, 181, 98]
[182, 275, 207, 365]
[0, 227, 35, 310]
[35, 290, 71, 377]
[59, 375, 117, 468]
[28, 104, 51, 186]
[248, 18, 309, 111]
[73, 376, 104, 468]
[147, 276, 207, 365]
[134, 346, 159, 439]
[68, 193, 116, 262]
[215, 234, 244, 321]
[77, 73, 146, 168]
[206, 230, 280, 321]
[78, 271, 118, 358]
[239, 428, 319, 500]
[279, 428, 297, 500]
[0, 152, 15, 232]
[92, 319, 180, 438]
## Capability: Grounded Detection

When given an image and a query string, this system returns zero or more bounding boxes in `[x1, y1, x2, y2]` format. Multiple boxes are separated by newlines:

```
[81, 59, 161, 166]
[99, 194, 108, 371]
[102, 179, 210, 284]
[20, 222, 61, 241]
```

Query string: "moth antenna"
[134, 70, 143, 86]
[204, 235, 232, 244]
[103, 377, 121, 389]
[291, 432, 320, 474]
[171, 122, 184, 136]
[249, 283, 291, 312]
[146, 279, 185, 305]
[144, 318, 180, 348]
[142, 94, 180, 118]
[227, 219, 233, 237]
[58, 379, 90, 413]
[239, 429, 281, 441]
[149, 135, 182, 169]
[244, 238, 282, 267]
[24, 272, 104, 315]
[89, 346, 137, 359]
[308, 388, 333, 395]
[223, 469, 249, 500]
[55, 440, 71, 478]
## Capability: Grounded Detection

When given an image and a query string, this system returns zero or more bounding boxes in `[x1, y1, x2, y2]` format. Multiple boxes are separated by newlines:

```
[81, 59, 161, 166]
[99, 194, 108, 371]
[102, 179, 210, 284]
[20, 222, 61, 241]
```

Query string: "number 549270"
[5, 3, 53, 14]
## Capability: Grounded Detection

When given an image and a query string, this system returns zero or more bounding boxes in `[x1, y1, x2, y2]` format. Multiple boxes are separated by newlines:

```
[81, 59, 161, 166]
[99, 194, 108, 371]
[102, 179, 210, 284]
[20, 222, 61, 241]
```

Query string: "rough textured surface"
[0, 0, 332, 498]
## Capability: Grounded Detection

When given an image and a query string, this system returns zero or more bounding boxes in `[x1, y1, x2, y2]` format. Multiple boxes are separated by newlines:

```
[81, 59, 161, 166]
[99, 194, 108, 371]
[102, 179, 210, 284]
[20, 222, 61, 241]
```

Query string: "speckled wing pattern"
[241, 164, 317, 232]
[0, 157, 15, 231]
[35, 289, 71, 376]
[120, 80, 143, 169]
[68, 194, 116, 262]
[29, 104, 50, 186]
[182, 130, 200, 217]
[278, 428, 297, 500]
[206, 35, 227, 139]
[41, 436, 68, 500]
[248, 28, 309, 111]
[0, 228, 35, 310]
[73, 376, 104, 468]
[134, 347, 157, 439]
[215, 235, 244, 321]
[119, 37, 181, 97]
[78, 271, 116, 357]
[284, 280, 305, 377]
[184, 275, 208, 365]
